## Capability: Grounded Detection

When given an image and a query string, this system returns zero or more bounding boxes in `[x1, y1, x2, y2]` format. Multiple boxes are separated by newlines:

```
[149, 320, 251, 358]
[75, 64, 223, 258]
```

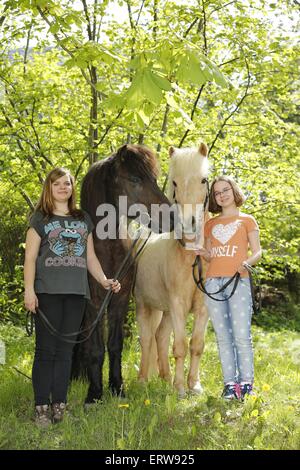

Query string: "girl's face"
[213, 180, 235, 209]
[51, 174, 73, 203]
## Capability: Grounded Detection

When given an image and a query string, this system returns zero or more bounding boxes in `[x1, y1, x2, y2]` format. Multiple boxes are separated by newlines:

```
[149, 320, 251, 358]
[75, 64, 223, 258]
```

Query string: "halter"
[173, 177, 210, 248]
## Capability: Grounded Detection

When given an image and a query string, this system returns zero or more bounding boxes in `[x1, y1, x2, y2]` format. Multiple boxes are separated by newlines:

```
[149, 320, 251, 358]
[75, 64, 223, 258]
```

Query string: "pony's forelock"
[168, 147, 209, 197]
[118, 145, 159, 179]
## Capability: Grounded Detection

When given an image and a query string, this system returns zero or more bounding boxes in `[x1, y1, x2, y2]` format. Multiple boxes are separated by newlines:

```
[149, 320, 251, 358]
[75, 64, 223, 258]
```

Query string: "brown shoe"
[35, 404, 52, 428]
[51, 402, 66, 424]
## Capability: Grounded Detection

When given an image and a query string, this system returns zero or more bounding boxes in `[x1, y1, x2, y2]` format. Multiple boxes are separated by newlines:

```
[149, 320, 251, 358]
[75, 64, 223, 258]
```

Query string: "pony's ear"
[116, 144, 128, 159]
[169, 146, 175, 158]
[199, 143, 208, 157]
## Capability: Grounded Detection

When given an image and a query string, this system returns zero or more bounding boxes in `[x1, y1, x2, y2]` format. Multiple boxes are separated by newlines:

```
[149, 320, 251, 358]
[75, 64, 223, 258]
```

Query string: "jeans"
[205, 277, 254, 385]
[32, 294, 86, 405]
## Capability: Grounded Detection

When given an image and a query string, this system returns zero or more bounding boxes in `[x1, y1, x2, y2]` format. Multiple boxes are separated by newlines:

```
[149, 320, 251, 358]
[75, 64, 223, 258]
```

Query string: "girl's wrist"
[99, 274, 107, 285]
[242, 261, 251, 268]
[25, 286, 35, 293]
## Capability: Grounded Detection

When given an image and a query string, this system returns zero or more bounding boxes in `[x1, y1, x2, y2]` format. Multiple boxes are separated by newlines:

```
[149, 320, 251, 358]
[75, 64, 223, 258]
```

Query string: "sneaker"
[51, 402, 66, 424]
[240, 383, 254, 400]
[222, 383, 241, 400]
[35, 404, 52, 428]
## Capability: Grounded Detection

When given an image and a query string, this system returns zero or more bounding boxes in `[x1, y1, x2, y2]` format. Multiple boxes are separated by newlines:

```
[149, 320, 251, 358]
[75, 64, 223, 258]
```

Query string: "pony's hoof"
[177, 389, 187, 400]
[189, 383, 204, 395]
[138, 376, 148, 384]
[110, 385, 125, 398]
[84, 394, 103, 406]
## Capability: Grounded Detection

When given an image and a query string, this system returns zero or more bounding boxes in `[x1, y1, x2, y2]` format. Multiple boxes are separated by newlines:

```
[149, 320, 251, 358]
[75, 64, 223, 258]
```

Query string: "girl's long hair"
[35, 168, 84, 219]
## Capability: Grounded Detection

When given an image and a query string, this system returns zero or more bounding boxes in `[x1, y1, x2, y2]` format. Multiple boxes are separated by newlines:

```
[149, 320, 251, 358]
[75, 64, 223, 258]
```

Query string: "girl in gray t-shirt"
[24, 167, 121, 427]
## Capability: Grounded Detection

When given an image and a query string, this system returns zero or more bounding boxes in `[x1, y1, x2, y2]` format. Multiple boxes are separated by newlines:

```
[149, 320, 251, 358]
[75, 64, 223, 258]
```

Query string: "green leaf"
[149, 71, 172, 91]
[136, 109, 150, 126]
[142, 70, 163, 105]
[49, 23, 60, 34]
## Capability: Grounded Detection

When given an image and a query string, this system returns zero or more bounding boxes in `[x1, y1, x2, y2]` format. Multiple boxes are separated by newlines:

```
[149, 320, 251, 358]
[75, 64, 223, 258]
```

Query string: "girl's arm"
[238, 230, 262, 274]
[86, 234, 121, 293]
[195, 236, 212, 263]
[24, 228, 41, 313]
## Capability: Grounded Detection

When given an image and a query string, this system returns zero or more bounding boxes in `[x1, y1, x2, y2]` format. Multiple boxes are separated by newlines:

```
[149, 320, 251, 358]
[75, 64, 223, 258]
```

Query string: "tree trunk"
[88, 65, 98, 166]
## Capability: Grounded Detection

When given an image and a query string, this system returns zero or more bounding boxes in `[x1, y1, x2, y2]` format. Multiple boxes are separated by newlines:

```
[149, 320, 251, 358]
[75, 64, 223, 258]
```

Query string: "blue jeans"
[205, 277, 254, 385]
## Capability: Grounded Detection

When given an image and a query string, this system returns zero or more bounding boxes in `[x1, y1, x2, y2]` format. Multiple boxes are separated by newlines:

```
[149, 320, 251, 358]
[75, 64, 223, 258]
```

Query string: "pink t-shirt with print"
[204, 213, 259, 278]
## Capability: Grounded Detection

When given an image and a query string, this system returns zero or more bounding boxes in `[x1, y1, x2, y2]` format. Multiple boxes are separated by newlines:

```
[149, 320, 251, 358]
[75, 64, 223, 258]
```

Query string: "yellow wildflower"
[262, 384, 270, 392]
[213, 412, 222, 423]
[251, 409, 259, 418]
[144, 399, 151, 406]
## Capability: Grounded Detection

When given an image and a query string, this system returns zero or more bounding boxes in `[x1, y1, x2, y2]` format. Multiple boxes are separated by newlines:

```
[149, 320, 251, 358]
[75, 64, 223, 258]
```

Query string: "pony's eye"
[173, 180, 177, 187]
[129, 176, 142, 184]
[201, 178, 207, 184]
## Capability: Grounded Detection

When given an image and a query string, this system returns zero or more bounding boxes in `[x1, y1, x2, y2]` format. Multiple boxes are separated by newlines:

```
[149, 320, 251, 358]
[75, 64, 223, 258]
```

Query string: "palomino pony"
[134, 143, 209, 397]
[71, 144, 174, 403]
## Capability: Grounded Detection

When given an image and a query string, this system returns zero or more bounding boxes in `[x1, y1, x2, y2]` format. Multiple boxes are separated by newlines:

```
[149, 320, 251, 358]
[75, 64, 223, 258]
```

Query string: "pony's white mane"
[167, 146, 209, 201]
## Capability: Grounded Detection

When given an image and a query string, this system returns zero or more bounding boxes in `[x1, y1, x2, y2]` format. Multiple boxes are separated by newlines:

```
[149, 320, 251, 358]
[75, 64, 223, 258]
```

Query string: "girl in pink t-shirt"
[196, 176, 261, 400]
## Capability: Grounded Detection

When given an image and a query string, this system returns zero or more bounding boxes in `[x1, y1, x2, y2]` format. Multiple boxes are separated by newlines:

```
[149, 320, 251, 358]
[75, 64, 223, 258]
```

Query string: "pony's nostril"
[192, 216, 196, 228]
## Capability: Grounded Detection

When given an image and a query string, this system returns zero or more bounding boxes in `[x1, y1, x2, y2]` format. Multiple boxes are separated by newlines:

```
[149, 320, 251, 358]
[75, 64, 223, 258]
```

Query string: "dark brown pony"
[71, 144, 173, 403]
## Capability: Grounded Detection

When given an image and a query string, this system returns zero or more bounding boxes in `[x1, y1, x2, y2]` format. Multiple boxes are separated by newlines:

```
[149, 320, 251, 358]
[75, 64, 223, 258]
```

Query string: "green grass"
[0, 303, 300, 450]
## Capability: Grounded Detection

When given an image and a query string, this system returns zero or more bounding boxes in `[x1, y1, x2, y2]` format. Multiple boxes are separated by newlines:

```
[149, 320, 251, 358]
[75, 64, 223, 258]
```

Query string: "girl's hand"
[24, 289, 39, 313]
[195, 248, 208, 256]
[101, 278, 121, 293]
[237, 263, 247, 274]
[195, 248, 211, 261]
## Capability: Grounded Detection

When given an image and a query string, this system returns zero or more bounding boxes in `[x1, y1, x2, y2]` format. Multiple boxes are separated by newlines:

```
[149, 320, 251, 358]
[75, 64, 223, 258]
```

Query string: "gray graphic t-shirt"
[30, 211, 94, 299]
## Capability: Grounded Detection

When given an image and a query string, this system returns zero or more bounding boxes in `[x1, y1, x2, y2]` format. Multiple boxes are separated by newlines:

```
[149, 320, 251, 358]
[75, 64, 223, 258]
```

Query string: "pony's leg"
[70, 301, 105, 404]
[156, 313, 172, 383]
[188, 304, 208, 394]
[137, 305, 162, 382]
[85, 327, 105, 404]
[170, 307, 188, 398]
[107, 294, 130, 397]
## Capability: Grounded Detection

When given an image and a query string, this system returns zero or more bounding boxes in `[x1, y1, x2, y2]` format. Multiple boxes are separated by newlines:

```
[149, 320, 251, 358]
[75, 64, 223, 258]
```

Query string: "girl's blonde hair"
[35, 168, 83, 219]
[209, 175, 246, 214]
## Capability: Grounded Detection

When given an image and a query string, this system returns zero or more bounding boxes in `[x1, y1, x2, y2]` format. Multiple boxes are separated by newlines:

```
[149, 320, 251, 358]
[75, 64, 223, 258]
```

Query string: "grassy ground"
[0, 302, 299, 450]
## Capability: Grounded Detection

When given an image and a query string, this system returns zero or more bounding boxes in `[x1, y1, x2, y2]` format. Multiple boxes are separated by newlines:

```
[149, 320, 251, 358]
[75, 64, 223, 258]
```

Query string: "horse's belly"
[142, 289, 170, 312]
[135, 269, 169, 311]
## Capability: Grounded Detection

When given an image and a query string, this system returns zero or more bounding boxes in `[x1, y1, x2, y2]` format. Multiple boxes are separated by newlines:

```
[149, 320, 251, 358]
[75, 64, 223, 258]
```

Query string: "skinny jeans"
[205, 277, 254, 384]
[32, 293, 86, 405]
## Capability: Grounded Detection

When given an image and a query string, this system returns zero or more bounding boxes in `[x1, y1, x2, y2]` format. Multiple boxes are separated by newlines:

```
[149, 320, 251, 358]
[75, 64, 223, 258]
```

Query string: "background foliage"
[0, 0, 299, 322]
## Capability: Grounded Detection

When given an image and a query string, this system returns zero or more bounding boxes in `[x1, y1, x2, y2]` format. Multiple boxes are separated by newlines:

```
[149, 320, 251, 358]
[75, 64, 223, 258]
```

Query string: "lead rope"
[26, 228, 152, 344]
[193, 255, 260, 313]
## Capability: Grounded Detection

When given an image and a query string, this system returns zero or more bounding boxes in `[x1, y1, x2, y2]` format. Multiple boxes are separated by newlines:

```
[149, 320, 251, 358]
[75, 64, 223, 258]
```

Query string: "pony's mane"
[80, 157, 113, 220]
[167, 146, 209, 200]
[117, 144, 159, 180]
